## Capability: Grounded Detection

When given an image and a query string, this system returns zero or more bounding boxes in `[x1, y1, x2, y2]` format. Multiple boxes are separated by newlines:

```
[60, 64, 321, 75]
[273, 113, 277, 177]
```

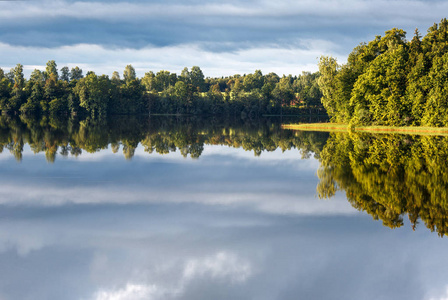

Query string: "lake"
[0, 115, 447, 300]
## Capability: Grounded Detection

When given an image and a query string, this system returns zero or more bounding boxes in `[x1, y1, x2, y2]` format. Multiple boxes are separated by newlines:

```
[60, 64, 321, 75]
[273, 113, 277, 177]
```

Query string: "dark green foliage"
[60, 66, 70, 82]
[0, 62, 324, 119]
[74, 73, 111, 118]
[70, 67, 83, 81]
[318, 18, 448, 127]
[189, 66, 205, 92]
[20, 82, 43, 114]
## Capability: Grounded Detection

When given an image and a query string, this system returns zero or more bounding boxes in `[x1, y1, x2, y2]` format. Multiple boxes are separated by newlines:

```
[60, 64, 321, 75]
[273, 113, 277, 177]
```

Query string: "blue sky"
[1, 0, 448, 77]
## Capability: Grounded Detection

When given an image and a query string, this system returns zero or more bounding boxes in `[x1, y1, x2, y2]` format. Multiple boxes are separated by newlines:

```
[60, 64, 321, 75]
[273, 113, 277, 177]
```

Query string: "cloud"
[0, 0, 445, 24]
[1, 0, 447, 75]
[0, 39, 338, 78]
[91, 251, 251, 300]
[0, 174, 354, 215]
[94, 283, 161, 300]
[0, 144, 356, 216]
[183, 252, 252, 283]
[427, 287, 448, 300]
[0, 190, 444, 300]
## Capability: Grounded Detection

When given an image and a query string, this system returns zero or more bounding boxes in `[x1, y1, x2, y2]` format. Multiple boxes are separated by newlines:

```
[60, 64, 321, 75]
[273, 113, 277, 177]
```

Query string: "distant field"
[282, 123, 448, 136]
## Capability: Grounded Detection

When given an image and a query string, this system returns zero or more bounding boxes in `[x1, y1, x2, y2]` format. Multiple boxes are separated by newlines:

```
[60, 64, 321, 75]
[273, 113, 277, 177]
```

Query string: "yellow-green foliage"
[318, 19, 448, 127]
[318, 132, 448, 236]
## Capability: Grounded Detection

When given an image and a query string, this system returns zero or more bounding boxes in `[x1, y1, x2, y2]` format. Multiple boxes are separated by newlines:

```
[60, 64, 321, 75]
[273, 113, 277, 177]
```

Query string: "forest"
[0, 62, 323, 119]
[318, 18, 448, 127]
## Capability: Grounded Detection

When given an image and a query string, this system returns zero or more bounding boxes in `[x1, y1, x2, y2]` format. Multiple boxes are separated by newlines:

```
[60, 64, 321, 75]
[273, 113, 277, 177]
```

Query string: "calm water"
[0, 116, 448, 300]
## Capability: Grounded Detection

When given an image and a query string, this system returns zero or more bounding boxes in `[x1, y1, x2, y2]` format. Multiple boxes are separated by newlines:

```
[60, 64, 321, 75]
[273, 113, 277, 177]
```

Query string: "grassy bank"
[282, 123, 448, 136]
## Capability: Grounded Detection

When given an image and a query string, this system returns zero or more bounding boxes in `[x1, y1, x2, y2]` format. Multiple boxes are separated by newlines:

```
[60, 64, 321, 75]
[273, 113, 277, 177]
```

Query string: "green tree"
[421, 52, 448, 126]
[0, 77, 12, 111]
[154, 70, 174, 91]
[30, 69, 45, 83]
[350, 46, 409, 126]
[46, 60, 58, 80]
[272, 76, 294, 115]
[318, 56, 340, 121]
[20, 82, 43, 114]
[60, 66, 70, 82]
[123, 65, 136, 85]
[111, 71, 121, 85]
[141, 71, 155, 91]
[243, 70, 264, 91]
[70, 67, 83, 81]
[74, 73, 111, 117]
[8, 64, 26, 111]
[190, 66, 205, 92]
[179, 67, 191, 84]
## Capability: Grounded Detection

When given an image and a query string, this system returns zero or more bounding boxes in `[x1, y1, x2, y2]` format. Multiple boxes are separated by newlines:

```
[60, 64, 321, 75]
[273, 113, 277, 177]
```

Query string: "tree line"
[318, 18, 448, 127]
[0, 61, 324, 118]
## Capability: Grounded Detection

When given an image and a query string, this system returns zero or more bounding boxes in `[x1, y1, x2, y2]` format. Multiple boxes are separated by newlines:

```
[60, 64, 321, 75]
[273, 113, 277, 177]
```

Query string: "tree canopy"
[0, 63, 324, 119]
[318, 18, 448, 127]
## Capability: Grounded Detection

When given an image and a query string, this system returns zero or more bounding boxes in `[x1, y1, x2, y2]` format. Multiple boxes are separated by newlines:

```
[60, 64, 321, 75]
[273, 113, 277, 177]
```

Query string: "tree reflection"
[318, 132, 448, 236]
[0, 115, 328, 162]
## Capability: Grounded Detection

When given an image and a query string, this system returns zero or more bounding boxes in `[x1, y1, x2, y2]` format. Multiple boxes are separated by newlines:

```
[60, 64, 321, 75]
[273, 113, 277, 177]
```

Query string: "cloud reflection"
[0, 144, 447, 300]
[0, 146, 354, 216]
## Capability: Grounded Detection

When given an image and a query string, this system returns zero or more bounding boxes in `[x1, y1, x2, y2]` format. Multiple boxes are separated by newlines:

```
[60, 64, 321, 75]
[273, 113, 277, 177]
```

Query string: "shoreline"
[282, 123, 448, 136]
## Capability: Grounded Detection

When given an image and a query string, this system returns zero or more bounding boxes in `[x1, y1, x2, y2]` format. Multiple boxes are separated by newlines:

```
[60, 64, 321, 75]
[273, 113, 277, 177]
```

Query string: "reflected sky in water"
[1, 144, 448, 300]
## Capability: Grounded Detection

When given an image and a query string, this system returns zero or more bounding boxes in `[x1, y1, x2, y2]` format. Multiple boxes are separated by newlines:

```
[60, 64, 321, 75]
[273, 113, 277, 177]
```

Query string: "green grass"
[282, 123, 448, 136]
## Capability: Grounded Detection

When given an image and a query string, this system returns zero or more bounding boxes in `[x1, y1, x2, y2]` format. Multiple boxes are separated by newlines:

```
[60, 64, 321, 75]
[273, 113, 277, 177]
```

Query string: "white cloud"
[0, 40, 339, 78]
[183, 251, 252, 283]
[0, 145, 355, 216]
[427, 286, 448, 300]
[0, 164, 354, 217]
[90, 251, 251, 300]
[1, 0, 447, 78]
[94, 283, 161, 300]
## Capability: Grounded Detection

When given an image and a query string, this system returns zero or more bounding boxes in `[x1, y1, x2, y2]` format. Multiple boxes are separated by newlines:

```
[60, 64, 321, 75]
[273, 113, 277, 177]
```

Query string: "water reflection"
[0, 115, 327, 161]
[318, 132, 448, 236]
[1, 116, 448, 299]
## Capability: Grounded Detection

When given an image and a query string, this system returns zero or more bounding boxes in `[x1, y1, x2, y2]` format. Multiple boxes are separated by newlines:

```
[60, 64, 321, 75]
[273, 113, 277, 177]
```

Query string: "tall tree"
[180, 67, 191, 84]
[141, 71, 155, 91]
[123, 65, 136, 85]
[46, 60, 58, 80]
[190, 66, 205, 92]
[30, 69, 45, 83]
[60, 66, 70, 82]
[70, 67, 83, 81]
[318, 56, 340, 121]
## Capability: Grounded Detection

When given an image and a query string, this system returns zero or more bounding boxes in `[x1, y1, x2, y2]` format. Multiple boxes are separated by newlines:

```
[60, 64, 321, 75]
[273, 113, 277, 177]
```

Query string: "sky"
[1, 0, 448, 78]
